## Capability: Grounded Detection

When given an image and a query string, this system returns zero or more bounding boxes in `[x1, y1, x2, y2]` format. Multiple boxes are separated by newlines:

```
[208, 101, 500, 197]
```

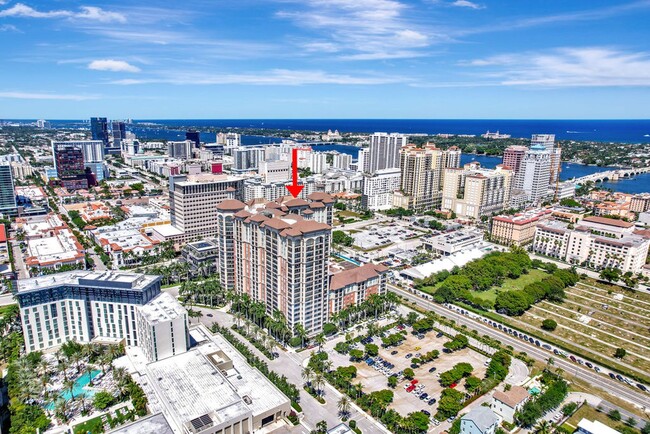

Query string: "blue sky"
[1, 0, 649, 119]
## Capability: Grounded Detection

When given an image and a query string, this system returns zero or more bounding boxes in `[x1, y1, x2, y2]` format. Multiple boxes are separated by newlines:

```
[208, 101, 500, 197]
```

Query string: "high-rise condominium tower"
[368, 132, 407, 174]
[216, 194, 334, 336]
[394, 144, 461, 211]
[442, 163, 513, 219]
[520, 144, 551, 204]
[531, 134, 561, 185]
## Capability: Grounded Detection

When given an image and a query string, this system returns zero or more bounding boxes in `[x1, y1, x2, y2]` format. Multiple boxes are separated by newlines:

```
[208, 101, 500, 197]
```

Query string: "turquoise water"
[334, 252, 362, 266]
[45, 370, 100, 409]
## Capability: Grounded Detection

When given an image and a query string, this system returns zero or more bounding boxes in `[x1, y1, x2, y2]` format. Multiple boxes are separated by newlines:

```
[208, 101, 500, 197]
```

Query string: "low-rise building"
[577, 419, 621, 434]
[328, 263, 388, 315]
[89, 221, 161, 269]
[423, 229, 484, 255]
[17, 214, 85, 274]
[630, 194, 650, 213]
[0, 224, 8, 264]
[490, 209, 553, 246]
[491, 386, 530, 424]
[460, 406, 500, 434]
[580, 216, 636, 239]
[182, 239, 219, 277]
[533, 219, 650, 273]
[135, 325, 291, 434]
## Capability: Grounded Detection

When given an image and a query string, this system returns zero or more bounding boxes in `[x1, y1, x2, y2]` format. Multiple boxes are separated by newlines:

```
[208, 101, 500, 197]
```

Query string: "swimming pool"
[333, 252, 362, 266]
[45, 370, 100, 409]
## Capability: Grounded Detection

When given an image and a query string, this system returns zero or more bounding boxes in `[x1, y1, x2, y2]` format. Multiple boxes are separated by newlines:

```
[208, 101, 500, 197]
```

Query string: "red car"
[450, 383, 458, 388]
[406, 385, 415, 393]
[411, 379, 419, 385]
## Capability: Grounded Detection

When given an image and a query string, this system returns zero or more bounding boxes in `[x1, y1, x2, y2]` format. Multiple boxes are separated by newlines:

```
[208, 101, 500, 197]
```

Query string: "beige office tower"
[216, 194, 334, 336]
[442, 163, 513, 219]
[394, 144, 461, 211]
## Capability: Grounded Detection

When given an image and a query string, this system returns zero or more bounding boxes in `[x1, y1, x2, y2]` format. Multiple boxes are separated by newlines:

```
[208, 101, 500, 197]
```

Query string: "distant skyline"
[1, 0, 649, 119]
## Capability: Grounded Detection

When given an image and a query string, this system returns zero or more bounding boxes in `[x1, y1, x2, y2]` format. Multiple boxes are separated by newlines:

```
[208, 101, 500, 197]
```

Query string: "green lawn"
[469, 269, 548, 302]
[562, 403, 640, 434]
[73, 415, 105, 434]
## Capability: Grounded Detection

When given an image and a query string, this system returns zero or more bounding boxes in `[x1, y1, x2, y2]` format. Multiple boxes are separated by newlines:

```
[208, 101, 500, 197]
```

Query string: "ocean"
[143, 119, 650, 143]
[44, 118, 650, 143]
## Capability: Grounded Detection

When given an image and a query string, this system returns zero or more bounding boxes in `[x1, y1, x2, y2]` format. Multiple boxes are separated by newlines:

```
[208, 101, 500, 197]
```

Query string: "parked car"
[422, 410, 431, 417]
[419, 393, 429, 400]
[405, 353, 413, 359]
[391, 350, 398, 355]
[428, 367, 437, 373]
[436, 332, 444, 338]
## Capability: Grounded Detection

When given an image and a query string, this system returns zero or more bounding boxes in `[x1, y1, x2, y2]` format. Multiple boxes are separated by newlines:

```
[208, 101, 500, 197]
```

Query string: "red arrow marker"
[286, 148, 304, 198]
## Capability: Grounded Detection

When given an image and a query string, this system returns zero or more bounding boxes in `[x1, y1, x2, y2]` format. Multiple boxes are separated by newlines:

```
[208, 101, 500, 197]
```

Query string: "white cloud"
[109, 69, 407, 86]
[277, 0, 438, 60]
[0, 3, 126, 22]
[467, 47, 650, 87]
[451, 0, 484, 9]
[88, 59, 140, 73]
[0, 24, 17, 31]
[0, 91, 99, 100]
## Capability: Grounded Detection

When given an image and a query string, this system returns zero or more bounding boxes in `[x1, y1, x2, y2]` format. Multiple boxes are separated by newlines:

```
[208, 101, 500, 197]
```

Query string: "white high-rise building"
[168, 173, 244, 240]
[232, 147, 265, 172]
[520, 144, 551, 204]
[15, 271, 161, 353]
[259, 160, 290, 183]
[357, 148, 370, 173]
[217, 132, 242, 155]
[167, 140, 193, 159]
[137, 292, 190, 362]
[368, 132, 407, 173]
[531, 134, 561, 185]
[362, 168, 401, 210]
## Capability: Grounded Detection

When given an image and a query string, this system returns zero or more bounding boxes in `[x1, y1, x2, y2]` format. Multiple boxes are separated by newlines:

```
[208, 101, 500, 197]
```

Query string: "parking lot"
[351, 224, 422, 250]
[327, 324, 490, 421]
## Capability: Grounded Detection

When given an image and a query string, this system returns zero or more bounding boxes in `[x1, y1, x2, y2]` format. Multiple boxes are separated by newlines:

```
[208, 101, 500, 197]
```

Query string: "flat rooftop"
[25, 229, 83, 265]
[139, 292, 186, 325]
[16, 270, 160, 294]
[145, 326, 289, 428]
[107, 412, 174, 434]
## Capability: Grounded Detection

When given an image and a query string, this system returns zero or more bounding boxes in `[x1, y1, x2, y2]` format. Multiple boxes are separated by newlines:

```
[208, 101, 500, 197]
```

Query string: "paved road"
[389, 284, 650, 411]
[0, 293, 16, 306]
[162, 292, 390, 434]
[11, 240, 28, 279]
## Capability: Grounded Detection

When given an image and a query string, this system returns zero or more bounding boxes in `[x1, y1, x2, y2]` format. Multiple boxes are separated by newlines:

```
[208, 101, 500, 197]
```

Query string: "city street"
[390, 284, 650, 410]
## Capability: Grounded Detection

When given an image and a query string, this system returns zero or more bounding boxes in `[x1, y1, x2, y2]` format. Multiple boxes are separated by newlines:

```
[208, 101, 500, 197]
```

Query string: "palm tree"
[313, 373, 325, 397]
[54, 399, 69, 423]
[323, 360, 333, 373]
[302, 366, 313, 387]
[353, 382, 364, 399]
[534, 420, 552, 434]
[315, 334, 326, 353]
[337, 395, 351, 419]
[294, 323, 308, 348]
[63, 378, 75, 400]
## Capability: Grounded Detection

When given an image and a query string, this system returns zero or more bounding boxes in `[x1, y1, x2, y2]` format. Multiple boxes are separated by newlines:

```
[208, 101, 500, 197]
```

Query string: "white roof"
[401, 246, 495, 280]
[145, 326, 289, 428]
[139, 293, 186, 325]
[577, 419, 621, 434]
[151, 224, 184, 237]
